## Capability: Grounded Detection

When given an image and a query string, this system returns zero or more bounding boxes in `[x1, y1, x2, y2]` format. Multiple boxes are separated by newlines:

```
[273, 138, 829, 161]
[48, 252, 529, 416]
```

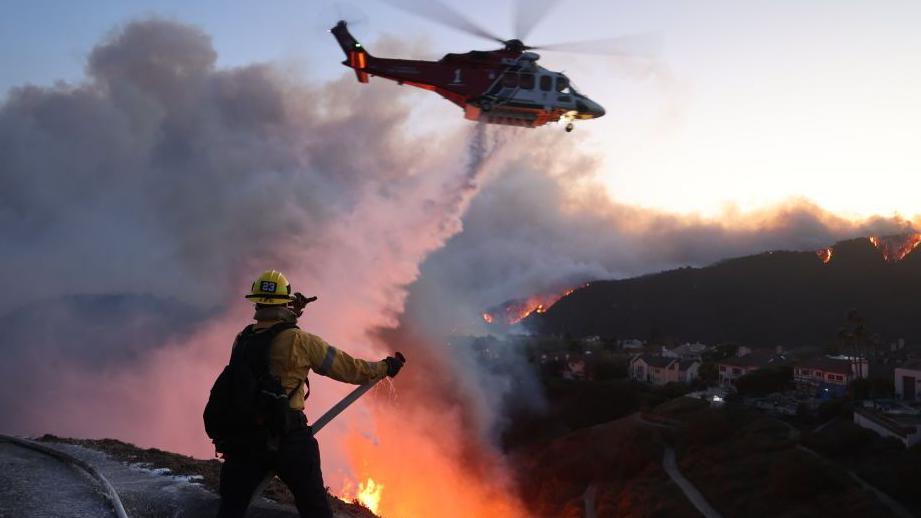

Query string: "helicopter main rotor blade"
[532, 33, 662, 58]
[315, 2, 368, 32]
[514, 0, 562, 41]
[378, 0, 505, 44]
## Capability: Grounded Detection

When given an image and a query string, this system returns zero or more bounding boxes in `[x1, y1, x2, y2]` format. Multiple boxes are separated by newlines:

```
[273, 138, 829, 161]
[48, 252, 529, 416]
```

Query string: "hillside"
[508, 392, 896, 517]
[526, 236, 921, 346]
[31, 436, 377, 518]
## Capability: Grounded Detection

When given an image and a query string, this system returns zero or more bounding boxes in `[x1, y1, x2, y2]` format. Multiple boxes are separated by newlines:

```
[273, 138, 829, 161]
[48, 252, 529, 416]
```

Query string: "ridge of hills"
[525, 236, 921, 346]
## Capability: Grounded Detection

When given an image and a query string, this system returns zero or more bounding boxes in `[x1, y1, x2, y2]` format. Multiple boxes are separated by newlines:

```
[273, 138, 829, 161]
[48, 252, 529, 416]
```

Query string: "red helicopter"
[331, 1, 655, 132]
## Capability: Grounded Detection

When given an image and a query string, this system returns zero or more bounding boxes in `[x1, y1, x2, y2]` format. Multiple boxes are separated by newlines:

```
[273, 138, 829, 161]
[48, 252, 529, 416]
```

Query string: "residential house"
[562, 357, 587, 380]
[662, 342, 709, 361]
[826, 354, 870, 378]
[854, 407, 921, 448]
[630, 354, 699, 385]
[620, 339, 645, 352]
[895, 360, 921, 401]
[718, 352, 784, 388]
[794, 356, 867, 398]
[677, 359, 701, 384]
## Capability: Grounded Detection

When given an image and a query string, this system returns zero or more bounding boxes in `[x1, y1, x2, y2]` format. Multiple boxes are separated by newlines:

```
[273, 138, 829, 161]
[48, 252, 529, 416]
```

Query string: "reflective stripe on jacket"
[253, 319, 388, 410]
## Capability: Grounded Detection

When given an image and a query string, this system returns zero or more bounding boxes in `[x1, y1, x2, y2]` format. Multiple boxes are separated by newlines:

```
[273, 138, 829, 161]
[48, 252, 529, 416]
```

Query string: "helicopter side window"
[555, 76, 570, 93]
[519, 73, 535, 90]
[539, 75, 552, 91]
[501, 73, 519, 89]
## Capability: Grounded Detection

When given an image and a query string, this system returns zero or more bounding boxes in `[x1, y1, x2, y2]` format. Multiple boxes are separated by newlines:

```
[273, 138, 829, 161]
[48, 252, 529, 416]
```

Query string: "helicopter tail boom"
[331, 21, 371, 83]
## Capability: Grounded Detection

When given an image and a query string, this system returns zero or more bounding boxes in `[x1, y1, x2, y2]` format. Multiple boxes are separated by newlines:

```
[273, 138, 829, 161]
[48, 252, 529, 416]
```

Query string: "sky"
[3, 0, 920, 219]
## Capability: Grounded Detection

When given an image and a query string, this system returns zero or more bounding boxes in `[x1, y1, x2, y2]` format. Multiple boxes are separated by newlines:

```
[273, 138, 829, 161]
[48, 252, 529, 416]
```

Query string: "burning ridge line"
[483, 285, 586, 326]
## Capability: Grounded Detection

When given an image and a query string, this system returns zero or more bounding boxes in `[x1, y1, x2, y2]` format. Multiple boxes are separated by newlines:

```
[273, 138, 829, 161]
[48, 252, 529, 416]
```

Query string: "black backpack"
[203, 322, 299, 456]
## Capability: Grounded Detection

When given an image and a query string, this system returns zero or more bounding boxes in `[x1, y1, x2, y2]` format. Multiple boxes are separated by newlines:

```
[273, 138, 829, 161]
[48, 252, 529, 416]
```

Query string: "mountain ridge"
[525, 235, 921, 346]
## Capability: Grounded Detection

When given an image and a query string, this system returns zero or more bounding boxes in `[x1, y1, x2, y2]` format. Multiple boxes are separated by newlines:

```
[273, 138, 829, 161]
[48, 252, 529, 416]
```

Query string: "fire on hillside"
[816, 247, 833, 264]
[816, 234, 921, 265]
[869, 233, 921, 263]
[340, 477, 383, 514]
[482, 285, 587, 326]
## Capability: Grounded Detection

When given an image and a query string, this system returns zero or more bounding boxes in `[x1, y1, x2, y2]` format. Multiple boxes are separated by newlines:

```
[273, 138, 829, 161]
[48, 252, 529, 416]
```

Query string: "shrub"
[769, 452, 841, 500]
[735, 365, 792, 396]
[685, 409, 733, 445]
[592, 354, 628, 380]
[802, 421, 875, 458]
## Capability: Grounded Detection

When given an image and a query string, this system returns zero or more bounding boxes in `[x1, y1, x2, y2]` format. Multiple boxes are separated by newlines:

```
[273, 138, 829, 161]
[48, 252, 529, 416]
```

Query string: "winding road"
[662, 446, 723, 518]
[0, 436, 127, 518]
[634, 413, 722, 517]
[582, 413, 723, 518]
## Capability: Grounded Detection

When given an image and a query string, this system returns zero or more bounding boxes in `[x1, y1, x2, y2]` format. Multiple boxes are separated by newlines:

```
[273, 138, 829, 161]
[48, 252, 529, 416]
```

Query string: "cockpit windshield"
[555, 75, 581, 95]
[555, 75, 570, 93]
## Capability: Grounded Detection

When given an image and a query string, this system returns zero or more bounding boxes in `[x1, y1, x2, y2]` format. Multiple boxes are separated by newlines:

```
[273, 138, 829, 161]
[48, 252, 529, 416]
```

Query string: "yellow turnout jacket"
[252, 319, 388, 410]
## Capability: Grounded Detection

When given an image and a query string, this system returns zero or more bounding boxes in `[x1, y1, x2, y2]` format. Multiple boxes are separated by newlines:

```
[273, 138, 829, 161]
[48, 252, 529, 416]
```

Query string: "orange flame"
[816, 247, 833, 264]
[342, 409, 527, 518]
[483, 286, 581, 325]
[341, 477, 384, 514]
[868, 233, 921, 262]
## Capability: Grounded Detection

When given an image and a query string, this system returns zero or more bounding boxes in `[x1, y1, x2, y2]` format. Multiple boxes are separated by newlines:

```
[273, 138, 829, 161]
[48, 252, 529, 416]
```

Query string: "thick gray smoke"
[0, 18, 498, 443]
[384, 144, 915, 459]
[407, 145, 917, 335]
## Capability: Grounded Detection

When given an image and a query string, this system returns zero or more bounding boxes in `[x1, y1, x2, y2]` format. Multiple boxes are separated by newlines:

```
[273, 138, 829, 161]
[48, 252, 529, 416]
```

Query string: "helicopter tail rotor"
[315, 2, 369, 33]
[331, 20, 372, 82]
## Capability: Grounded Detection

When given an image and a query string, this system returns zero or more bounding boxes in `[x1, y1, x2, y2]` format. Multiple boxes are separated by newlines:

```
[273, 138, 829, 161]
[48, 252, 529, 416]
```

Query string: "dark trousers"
[216, 411, 333, 518]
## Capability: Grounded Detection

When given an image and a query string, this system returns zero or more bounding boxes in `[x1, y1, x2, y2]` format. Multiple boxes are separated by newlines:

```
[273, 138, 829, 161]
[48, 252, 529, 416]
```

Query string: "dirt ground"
[37, 435, 376, 518]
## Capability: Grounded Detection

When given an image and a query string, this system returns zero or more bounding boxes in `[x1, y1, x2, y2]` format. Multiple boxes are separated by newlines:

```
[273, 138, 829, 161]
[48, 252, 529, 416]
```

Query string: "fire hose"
[250, 352, 405, 506]
[0, 434, 130, 518]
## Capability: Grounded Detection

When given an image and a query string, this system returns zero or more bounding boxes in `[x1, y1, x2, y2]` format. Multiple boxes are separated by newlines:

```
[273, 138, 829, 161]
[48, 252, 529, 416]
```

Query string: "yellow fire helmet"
[245, 270, 295, 305]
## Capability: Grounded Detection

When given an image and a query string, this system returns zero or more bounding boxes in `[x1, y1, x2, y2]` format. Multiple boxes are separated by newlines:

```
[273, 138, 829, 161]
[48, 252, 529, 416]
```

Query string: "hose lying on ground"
[0, 433, 130, 518]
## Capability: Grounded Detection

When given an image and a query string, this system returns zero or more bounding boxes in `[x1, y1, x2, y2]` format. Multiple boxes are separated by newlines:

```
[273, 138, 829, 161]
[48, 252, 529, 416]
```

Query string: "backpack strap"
[233, 322, 307, 401]
[228, 325, 256, 364]
[257, 322, 303, 401]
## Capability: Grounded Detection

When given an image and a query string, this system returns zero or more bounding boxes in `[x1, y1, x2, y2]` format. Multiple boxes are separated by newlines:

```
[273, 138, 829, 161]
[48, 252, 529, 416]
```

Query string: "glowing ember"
[868, 233, 921, 262]
[340, 477, 384, 514]
[816, 247, 833, 264]
[483, 286, 581, 325]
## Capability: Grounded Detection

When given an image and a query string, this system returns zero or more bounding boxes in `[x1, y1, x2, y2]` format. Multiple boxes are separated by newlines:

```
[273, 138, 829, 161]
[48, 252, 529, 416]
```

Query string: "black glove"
[384, 352, 406, 377]
[289, 292, 317, 318]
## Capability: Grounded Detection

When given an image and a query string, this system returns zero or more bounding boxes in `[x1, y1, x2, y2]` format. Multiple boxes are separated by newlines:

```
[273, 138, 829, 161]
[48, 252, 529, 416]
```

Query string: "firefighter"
[216, 270, 404, 518]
